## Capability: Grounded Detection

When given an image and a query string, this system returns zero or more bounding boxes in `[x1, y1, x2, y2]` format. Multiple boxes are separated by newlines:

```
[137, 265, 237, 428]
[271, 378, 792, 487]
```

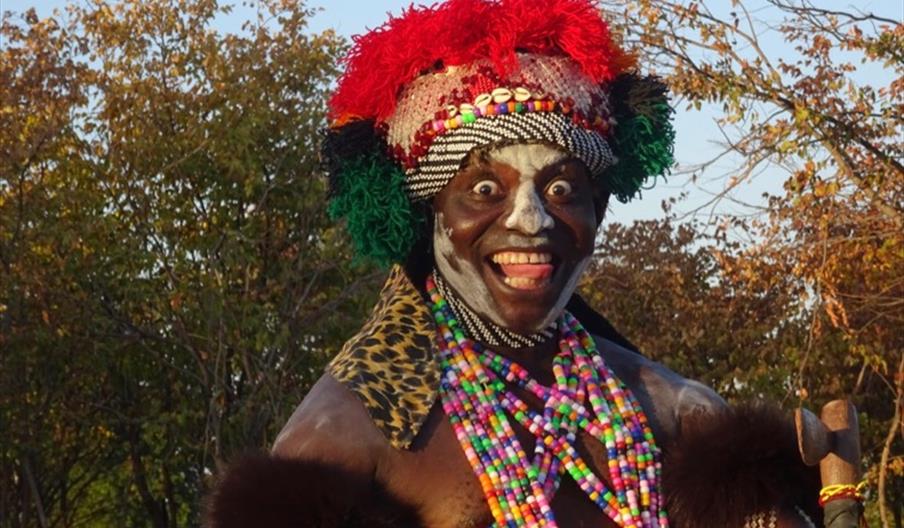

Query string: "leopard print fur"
[327, 266, 441, 449]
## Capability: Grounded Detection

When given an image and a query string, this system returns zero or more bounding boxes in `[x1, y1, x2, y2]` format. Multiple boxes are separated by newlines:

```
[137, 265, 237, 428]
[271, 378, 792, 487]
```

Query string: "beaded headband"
[322, 0, 676, 266]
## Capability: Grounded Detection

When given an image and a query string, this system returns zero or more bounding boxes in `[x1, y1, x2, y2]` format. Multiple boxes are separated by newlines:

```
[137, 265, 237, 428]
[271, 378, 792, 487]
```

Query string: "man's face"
[432, 142, 601, 335]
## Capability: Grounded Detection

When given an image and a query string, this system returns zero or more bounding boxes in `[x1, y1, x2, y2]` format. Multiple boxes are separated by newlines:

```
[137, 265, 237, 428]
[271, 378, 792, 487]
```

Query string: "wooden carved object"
[794, 399, 864, 528]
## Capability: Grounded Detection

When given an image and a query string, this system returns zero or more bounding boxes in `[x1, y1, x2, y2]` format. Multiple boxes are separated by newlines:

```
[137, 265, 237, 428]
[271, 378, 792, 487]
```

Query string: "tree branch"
[879, 350, 904, 527]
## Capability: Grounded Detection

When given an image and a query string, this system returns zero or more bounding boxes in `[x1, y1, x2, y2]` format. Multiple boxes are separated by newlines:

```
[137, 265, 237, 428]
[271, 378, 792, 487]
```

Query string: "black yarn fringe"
[203, 453, 424, 528]
[321, 119, 384, 198]
[663, 402, 822, 528]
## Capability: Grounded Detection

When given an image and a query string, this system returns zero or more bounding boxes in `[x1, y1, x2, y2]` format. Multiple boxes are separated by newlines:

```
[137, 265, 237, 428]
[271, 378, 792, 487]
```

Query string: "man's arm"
[272, 373, 387, 474]
[593, 335, 727, 441]
[205, 374, 424, 528]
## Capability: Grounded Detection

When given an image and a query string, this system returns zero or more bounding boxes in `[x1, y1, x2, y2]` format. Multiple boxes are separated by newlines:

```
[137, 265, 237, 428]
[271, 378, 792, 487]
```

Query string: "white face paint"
[433, 143, 598, 335]
[492, 144, 563, 235]
[434, 211, 505, 325]
[522, 252, 595, 331]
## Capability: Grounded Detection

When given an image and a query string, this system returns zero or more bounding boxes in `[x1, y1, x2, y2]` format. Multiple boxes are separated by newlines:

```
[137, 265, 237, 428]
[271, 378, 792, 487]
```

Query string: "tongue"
[499, 263, 554, 280]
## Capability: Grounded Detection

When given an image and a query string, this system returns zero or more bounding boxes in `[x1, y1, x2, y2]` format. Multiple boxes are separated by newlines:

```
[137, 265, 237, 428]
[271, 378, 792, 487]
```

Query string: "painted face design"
[433, 142, 601, 335]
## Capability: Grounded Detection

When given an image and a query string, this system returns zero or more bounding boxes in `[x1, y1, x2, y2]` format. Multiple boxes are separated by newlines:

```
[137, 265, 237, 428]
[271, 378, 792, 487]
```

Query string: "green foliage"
[0, 1, 386, 526]
[583, 217, 806, 397]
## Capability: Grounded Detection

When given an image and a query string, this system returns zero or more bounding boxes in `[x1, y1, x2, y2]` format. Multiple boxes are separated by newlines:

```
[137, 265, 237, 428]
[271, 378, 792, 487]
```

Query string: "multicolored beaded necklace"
[426, 275, 669, 528]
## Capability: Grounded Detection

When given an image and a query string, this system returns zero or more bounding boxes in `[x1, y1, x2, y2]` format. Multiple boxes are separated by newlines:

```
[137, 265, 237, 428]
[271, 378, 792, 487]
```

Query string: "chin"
[488, 288, 562, 333]
[479, 256, 585, 334]
[434, 233, 588, 336]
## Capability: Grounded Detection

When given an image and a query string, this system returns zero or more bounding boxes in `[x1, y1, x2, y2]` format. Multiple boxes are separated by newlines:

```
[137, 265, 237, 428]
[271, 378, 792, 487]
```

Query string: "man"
[206, 1, 829, 526]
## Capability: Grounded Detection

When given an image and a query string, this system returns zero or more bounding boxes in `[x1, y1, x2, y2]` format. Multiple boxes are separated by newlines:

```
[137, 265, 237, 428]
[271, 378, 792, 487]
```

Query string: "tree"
[596, 1, 902, 524]
[0, 1, 377, 526]
[583, 215, 808, 400]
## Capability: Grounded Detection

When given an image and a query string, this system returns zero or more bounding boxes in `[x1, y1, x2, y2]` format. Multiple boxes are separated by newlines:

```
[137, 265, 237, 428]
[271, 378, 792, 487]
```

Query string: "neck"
[495, 340, 561, 387]
[431, 269, 558, 351]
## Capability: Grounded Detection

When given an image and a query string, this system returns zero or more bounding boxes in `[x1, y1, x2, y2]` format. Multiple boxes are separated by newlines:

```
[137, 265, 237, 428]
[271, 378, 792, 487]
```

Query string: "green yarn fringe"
[328, 153, 425, 267]
[603, 74, 676, 202]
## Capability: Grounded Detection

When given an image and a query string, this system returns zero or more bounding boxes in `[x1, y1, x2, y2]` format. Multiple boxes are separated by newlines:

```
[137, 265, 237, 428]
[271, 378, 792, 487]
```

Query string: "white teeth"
[490, 252, 553, 264]
[503, 276, 543, 288]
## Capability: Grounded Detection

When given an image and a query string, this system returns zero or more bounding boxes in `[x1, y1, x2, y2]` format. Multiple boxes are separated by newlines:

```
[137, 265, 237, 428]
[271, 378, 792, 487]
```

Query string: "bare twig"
[879, 350, 904, 527]
[21, 455, 50, 528]
[768, 0, 900, 27]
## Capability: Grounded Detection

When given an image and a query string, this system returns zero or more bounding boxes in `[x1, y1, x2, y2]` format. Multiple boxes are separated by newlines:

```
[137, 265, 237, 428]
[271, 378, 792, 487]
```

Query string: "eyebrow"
[474, 148, 493, 166]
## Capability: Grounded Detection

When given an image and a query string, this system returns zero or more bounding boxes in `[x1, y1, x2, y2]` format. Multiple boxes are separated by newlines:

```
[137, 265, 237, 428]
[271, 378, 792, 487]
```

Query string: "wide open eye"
[546, 179, 573, 198]
[471, 179, 502, 197]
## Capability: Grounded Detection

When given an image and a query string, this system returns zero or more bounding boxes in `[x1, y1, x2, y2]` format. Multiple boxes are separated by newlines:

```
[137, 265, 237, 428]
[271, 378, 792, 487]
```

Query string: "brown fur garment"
[662, 402, 822, 528]
[204, 454, 424, 528]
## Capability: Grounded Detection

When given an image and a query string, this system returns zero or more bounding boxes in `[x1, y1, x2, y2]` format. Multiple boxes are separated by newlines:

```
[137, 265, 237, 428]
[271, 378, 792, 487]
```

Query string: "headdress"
[322, 0, 675, 265]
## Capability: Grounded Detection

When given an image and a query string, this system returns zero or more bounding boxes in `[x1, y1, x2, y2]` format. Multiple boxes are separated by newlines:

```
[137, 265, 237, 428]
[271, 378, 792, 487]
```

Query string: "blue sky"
[9, 0, 901, 227]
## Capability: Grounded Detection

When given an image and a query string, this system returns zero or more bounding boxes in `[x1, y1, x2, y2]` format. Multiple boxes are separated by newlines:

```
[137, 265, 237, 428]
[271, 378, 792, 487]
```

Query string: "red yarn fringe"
[329, 0, 631, 122]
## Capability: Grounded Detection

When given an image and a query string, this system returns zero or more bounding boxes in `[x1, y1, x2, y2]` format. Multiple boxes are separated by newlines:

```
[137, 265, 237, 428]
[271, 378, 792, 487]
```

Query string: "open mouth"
[487, 251, 557, 290]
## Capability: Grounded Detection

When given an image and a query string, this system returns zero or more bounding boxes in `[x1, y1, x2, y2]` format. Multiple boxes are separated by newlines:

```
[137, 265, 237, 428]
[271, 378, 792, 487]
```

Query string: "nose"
[504, 184, 554, 235]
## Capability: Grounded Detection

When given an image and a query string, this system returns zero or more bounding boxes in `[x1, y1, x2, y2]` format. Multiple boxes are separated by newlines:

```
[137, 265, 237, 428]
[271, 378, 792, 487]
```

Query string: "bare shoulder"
[271, 373, 389, 476]
[207, 375, 423, 528]
[592, 335, 726, 441]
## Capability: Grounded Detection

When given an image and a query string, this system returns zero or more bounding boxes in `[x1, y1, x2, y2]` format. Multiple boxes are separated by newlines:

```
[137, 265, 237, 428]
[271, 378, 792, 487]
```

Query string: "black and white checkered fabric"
[434, 271, 556, 349]
[405, 112, 616, 201]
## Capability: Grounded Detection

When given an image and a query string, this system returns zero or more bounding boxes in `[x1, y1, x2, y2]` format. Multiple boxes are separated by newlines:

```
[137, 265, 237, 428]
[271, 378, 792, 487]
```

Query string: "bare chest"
[378, 403, 622, 528]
